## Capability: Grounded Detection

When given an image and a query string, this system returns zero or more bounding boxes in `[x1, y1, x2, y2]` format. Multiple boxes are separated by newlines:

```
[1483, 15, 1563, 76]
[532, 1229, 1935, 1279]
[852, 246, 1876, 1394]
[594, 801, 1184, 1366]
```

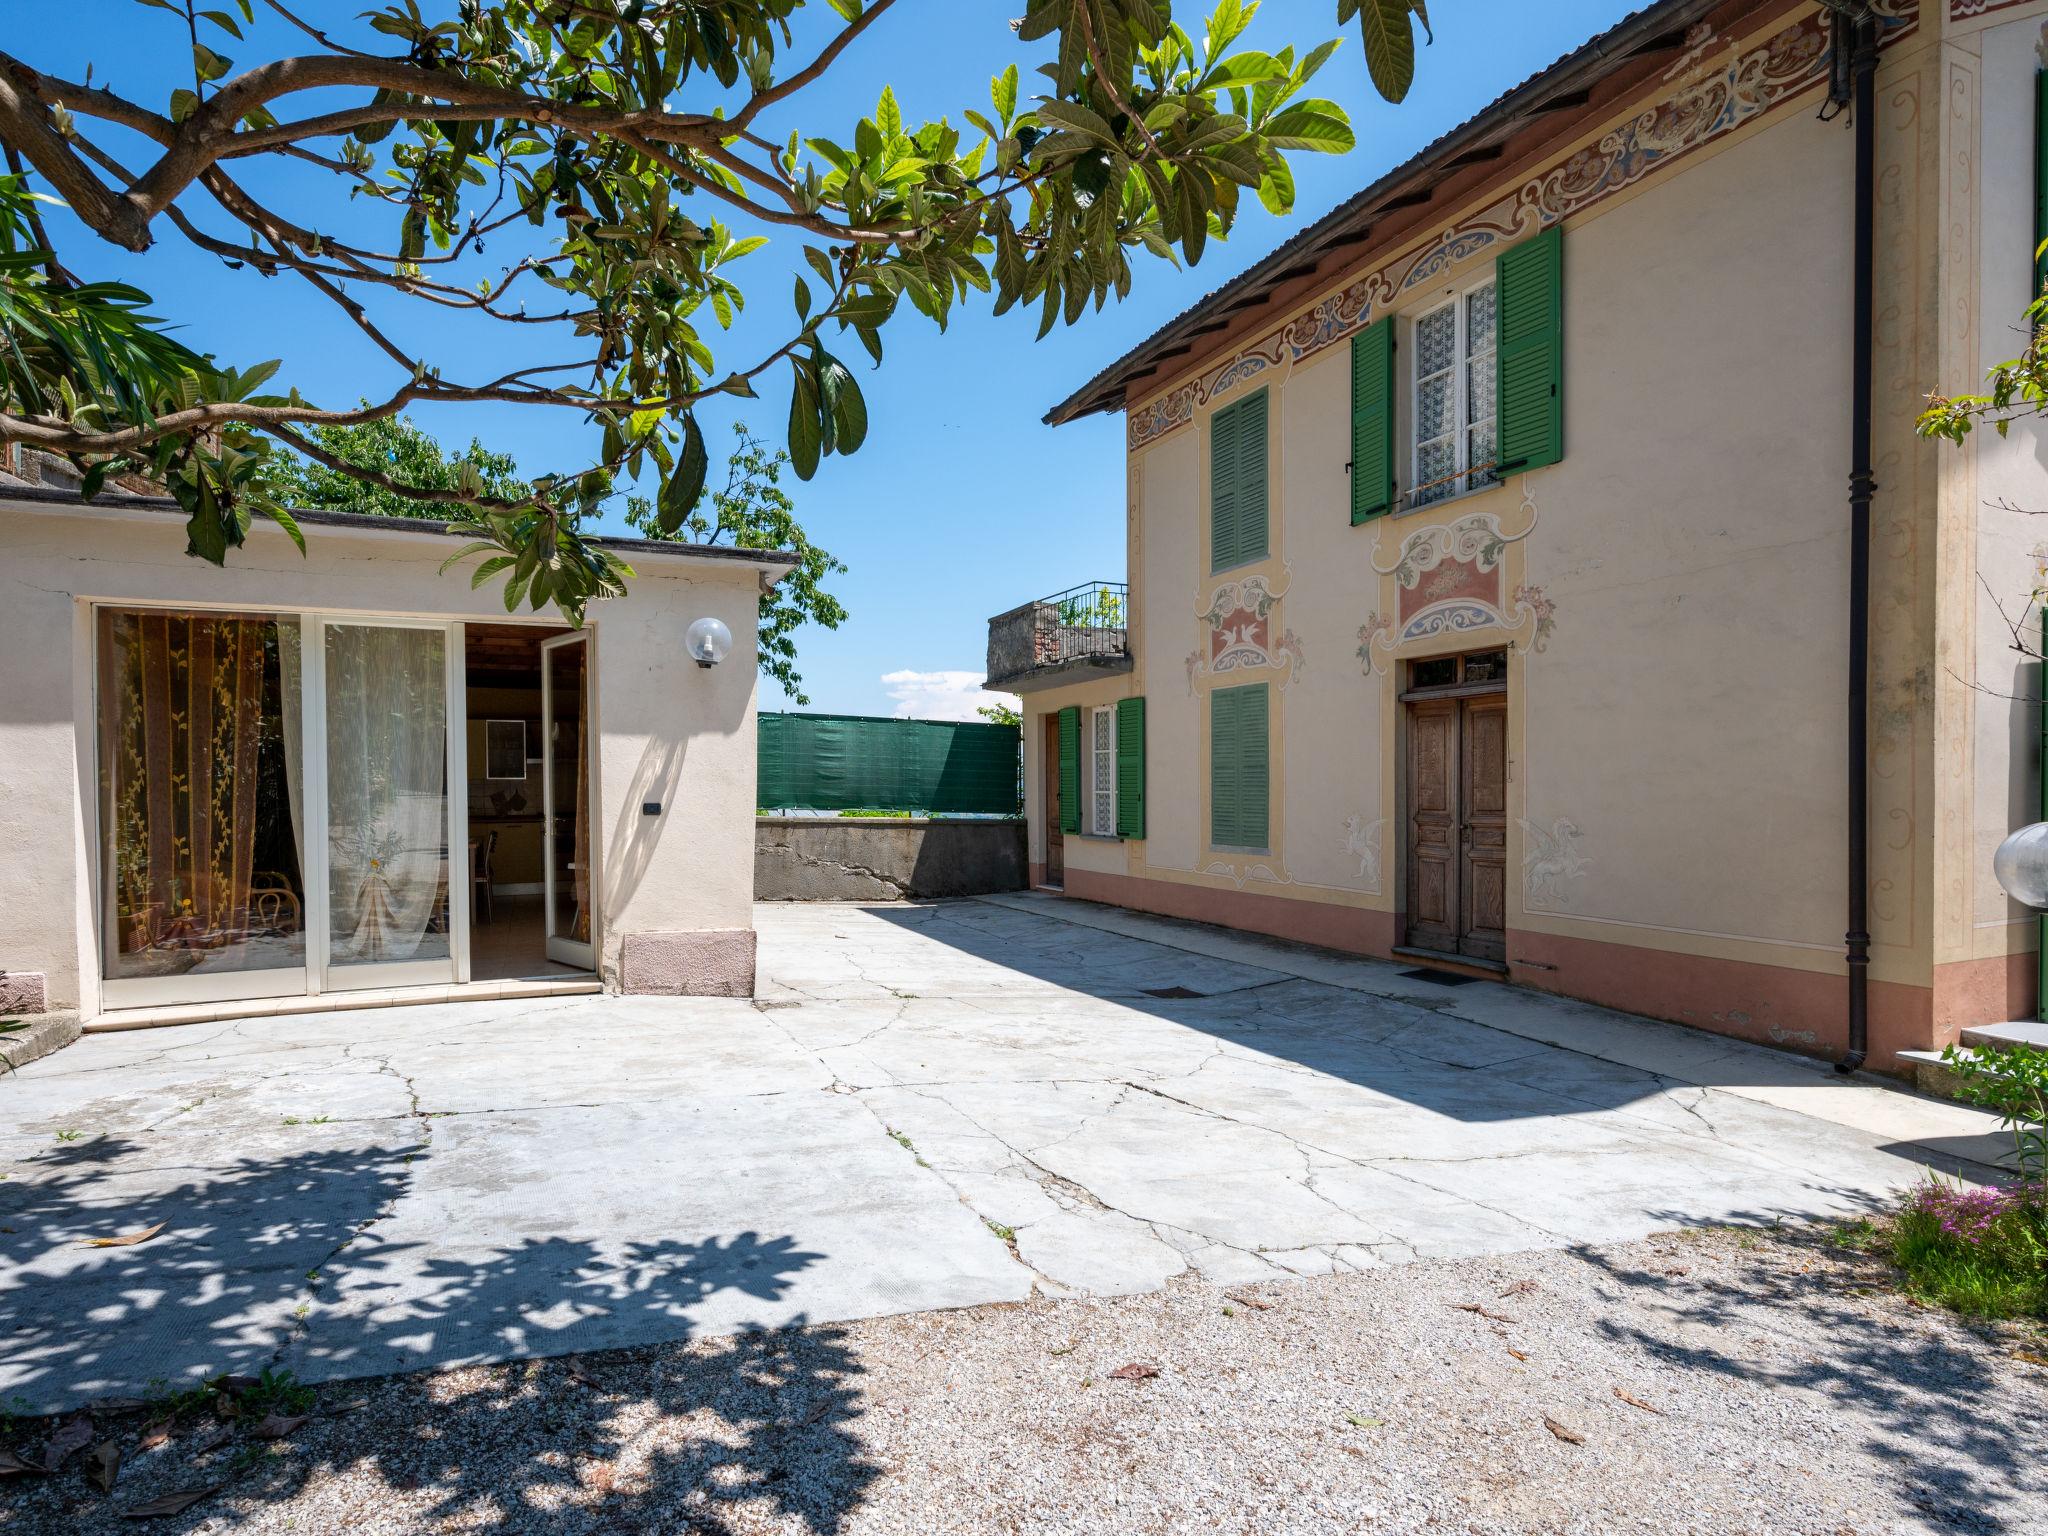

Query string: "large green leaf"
[1356, 0, 1417, 104]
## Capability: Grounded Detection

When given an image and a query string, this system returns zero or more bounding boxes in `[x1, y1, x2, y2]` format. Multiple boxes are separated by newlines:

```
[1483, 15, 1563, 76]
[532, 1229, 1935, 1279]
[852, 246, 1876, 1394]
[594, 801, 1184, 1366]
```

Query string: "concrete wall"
[1026, 2, 2028, 1069]
[756, 818, 1027, 901]
[0, 495, 771, 1013]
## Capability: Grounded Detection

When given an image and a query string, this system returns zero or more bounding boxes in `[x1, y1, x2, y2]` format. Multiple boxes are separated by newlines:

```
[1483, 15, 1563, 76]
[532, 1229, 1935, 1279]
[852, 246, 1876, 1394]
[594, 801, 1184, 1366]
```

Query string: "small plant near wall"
[1887, 1179, 2046, 1319]
[1942, 1041, 2048, 1185]
[1875, 1044, 2048, 1320]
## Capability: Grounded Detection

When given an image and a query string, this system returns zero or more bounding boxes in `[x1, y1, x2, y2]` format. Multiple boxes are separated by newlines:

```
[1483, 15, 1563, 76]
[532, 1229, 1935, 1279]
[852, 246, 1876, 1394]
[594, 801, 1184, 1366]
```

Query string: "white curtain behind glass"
[326, 625, 448, 964]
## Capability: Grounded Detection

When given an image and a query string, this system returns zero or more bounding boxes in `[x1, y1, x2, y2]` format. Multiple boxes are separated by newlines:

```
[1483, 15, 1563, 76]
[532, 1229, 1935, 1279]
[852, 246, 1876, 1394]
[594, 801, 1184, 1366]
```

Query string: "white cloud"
[880, 669, 1020, 722]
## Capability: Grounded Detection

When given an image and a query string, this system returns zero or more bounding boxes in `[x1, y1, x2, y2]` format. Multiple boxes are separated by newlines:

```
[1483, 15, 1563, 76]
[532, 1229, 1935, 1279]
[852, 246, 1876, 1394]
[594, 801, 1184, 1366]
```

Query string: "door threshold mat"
[1398, 967, 1481, 988]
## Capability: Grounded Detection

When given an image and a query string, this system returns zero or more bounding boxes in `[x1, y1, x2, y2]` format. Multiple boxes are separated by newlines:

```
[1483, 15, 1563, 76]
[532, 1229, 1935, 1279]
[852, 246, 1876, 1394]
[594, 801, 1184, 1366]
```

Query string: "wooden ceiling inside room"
[464, 622, 570, 688]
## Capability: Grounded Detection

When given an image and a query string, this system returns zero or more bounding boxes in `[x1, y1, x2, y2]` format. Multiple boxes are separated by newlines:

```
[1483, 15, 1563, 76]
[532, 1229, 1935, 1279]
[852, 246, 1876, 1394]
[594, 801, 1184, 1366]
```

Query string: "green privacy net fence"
[757, 712, 1022, 816]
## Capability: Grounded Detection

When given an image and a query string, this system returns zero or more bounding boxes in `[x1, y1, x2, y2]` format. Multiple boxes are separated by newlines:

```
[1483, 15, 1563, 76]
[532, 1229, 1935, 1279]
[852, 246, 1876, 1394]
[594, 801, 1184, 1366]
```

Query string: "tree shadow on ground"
[1578, 1216, 2047, 1535]
[0, 1135, 878, 1534]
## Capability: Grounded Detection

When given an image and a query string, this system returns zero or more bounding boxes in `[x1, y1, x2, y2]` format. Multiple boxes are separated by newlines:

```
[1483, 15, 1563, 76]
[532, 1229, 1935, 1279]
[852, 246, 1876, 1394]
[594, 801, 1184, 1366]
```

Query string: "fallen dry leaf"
[188, 1424, 232, 1456]
[250, 1413, 308, 1441]
[1451, 1302, 1520, 1325]
[1498, 1279, 1540, 1298]
[1223, 1291, 1274, 1311]
[43, 1412, 95, 1470]
[82, 1222, 166, 1250]
[803, 1399, 834, 1426]
[137, 1424, 170, 1452]
[0, 1447, 49, 1477]
[207, 1374, 260, 1398]
[1108, 1362, 1160, 1381]
[2014, 1350, 2048, 1369]
[122, 1484, 218, 1519]
[1505, 1346, 1530, 1363]
[1613, 1387, 1662, 1415]
[1543, 1416, 1585, 1446]
[562, 1359, 600, 1388]
[86, 1438, 123, 1494]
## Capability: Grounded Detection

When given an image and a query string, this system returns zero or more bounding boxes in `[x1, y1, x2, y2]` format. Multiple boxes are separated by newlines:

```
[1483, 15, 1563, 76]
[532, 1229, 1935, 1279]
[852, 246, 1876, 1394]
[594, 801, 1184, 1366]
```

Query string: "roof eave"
[1043, 0, 1736, 429]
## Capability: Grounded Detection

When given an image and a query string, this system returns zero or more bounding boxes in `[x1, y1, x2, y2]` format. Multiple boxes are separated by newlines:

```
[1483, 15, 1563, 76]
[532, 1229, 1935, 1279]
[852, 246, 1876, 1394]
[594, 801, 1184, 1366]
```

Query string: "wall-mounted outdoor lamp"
[685, 615, 732, 669]
[1995, 823, 2048, 909]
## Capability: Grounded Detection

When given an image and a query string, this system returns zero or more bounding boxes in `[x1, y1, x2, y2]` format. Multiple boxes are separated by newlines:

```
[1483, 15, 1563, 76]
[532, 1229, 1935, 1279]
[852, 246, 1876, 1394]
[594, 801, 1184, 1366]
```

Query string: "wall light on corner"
[685, 615, 733, 669]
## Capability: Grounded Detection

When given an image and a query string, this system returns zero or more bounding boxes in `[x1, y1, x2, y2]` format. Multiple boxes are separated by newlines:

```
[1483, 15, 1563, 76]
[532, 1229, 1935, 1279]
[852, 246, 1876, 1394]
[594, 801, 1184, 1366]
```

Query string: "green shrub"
[1940, 1040, 2048, 1183]
[1889, 1178, 2048, 1319]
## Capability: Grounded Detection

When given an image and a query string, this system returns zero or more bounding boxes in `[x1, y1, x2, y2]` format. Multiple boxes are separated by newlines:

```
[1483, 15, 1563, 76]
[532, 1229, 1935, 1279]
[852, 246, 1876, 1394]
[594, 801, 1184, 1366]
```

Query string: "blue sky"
[39, 0, 1632, 717]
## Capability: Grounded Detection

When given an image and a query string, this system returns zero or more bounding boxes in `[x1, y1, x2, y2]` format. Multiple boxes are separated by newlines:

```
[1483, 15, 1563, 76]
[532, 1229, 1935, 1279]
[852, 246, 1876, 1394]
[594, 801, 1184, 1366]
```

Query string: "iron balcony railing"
[986, 581, 1130, 686]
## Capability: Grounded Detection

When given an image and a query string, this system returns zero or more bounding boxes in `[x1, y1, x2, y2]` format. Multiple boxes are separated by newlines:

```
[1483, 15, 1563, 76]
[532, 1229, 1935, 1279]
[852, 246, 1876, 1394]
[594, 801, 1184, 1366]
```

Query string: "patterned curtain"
[103, 611, 269, 955]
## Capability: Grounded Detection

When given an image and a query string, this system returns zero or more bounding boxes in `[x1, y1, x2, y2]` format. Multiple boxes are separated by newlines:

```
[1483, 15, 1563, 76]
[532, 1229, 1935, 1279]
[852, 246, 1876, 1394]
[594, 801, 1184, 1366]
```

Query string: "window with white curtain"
[1090, 705, 1116, 836]
[1412, 276, 1497, 507]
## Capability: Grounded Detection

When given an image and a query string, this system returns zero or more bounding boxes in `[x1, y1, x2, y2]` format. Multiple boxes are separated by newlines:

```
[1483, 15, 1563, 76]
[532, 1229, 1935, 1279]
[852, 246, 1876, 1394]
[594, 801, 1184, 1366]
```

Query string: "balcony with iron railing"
[985, 581, 1132, 691]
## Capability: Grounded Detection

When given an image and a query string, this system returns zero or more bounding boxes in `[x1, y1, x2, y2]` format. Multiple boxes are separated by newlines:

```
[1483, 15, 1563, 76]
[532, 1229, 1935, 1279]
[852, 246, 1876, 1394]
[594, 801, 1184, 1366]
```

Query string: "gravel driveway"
[3, 1224, 2042, 1534]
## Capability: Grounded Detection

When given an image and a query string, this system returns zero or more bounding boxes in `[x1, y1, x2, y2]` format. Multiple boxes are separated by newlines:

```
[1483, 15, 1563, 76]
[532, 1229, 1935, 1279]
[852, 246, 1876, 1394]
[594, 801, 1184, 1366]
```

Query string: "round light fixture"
[1994, 821, 2048, 910]
[685, 615, 733, 668]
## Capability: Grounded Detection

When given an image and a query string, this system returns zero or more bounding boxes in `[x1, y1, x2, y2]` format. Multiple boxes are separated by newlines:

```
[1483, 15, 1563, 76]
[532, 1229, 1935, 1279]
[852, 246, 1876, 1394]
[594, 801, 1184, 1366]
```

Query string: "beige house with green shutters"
[985, 0, 2048, 1075]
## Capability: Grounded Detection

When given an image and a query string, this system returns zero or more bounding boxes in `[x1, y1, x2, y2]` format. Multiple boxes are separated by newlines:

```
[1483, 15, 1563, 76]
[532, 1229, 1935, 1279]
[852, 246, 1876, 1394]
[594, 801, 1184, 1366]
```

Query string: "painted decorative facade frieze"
[1126, 1, 1919, 452]
[1520, 817, 1591, 911]
[1202, 858, 1290, 890]
[1949, 0, 2032, 20]
[1339, 815, 1385, 894]
[1354, 613, 1393, 677]
[1188, 574, 1305, 689]
[1376, 510, 1535, 644]
[1511, 583, 1557, 653]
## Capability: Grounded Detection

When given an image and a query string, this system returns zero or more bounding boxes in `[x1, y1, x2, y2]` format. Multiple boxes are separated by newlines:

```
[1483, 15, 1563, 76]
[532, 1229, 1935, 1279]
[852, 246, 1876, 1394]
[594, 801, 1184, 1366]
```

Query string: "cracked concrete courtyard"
[0, 896, 2008, 1415]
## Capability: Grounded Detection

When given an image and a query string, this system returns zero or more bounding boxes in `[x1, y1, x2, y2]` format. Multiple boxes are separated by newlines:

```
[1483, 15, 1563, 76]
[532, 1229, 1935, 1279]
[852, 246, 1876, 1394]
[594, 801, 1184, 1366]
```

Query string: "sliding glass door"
[98, 607, 472, 1008]
[97, 609, 310, 1007]
[316, 620, 464, 991]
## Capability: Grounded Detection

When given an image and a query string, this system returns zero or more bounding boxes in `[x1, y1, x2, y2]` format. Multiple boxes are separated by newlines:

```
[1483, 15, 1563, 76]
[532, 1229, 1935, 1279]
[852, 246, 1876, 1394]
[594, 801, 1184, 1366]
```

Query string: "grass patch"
[1887, 1179, 2048, 1320]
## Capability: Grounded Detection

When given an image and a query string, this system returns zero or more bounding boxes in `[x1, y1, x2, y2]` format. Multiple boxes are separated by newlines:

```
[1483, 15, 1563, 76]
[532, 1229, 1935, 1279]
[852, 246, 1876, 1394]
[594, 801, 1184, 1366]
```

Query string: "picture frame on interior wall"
[485, 719, 528, 781]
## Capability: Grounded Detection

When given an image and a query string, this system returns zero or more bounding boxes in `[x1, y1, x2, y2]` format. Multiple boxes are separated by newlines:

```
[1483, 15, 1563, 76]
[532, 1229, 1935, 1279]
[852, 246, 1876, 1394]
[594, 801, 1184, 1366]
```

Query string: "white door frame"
[310, 614, 468, 994]
[539, 629, 596, 972]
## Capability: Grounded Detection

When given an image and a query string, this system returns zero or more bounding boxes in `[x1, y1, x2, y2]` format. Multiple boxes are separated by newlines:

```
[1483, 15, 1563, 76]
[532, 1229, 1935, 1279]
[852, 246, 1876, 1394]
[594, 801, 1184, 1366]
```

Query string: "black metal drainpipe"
[1838, 11, 1879, 1076]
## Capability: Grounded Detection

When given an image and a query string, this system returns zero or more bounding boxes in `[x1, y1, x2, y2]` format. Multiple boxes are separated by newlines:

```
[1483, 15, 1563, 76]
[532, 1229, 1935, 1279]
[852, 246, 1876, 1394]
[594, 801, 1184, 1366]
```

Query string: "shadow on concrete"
[1577, 1222, 2042, 1535]
[864, 902, 2009, 1182]
[0, 1135, 877, 1533]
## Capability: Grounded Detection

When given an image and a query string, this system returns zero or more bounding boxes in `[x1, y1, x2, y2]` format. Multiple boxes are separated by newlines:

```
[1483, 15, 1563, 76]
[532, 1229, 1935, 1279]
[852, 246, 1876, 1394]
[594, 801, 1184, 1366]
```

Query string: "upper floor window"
[1412, 276, 1497, 508]
[1210, 388, 1269, 572]
[1349, 225, 1562, 526]
[1090, 704, 1117, 836]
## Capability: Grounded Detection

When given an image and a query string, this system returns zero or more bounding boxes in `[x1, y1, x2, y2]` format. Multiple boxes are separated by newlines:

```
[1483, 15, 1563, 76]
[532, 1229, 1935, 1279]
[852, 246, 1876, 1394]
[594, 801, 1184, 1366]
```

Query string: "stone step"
[1959, 1020, 2048, 1052]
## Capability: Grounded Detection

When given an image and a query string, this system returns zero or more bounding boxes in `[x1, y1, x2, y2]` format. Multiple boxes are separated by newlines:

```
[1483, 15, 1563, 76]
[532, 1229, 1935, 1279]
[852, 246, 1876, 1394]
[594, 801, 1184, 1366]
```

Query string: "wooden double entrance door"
[1404, 685, 1507, 964]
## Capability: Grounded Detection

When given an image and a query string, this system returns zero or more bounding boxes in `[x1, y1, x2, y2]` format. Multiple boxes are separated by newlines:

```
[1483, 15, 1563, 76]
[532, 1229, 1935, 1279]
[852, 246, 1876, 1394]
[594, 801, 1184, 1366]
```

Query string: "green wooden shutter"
[1350, 316, 1396, 523]
[1210, 687, 1240, 848]
[1209, 683, 1269, 850]
[1496, 225, 1564, 473]
[1210, 398, 1240, 572]
[1115, 696, 1146, 839]
[1237, 683, 1269, 850]
[1057, 706, 1080, 835]
[1210, 390, 1269, 571]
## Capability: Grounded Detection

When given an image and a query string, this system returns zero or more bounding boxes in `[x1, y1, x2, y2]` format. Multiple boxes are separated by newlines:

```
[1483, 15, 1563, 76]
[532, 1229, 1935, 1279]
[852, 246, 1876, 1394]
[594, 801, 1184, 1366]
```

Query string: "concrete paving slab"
[0, 896, 2014, 1416]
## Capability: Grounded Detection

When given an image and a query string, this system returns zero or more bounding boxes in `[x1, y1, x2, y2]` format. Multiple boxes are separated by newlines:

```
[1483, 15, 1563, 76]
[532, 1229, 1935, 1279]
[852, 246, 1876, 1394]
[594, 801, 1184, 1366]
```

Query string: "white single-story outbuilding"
[0, 474, 792, 1027]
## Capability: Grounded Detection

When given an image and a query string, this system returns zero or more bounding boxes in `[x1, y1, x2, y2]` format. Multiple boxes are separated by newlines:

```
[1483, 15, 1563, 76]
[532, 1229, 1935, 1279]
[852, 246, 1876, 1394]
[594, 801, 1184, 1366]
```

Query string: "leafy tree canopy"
[0, 0, 1433, 620]
[275, 411, 530, 520]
